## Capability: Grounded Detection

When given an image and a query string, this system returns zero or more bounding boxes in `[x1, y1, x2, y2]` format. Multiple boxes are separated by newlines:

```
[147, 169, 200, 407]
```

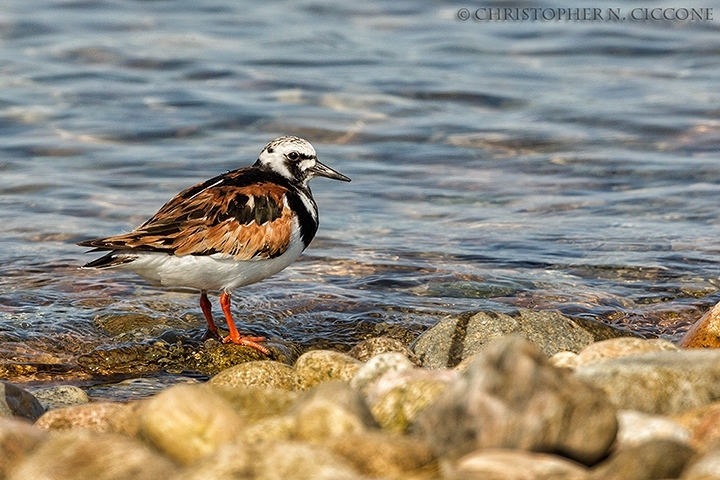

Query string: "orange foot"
[222, 334, 270, 355]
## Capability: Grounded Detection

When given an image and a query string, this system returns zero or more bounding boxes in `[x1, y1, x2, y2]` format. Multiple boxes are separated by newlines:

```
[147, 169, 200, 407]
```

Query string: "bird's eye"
[287, 151, 299, 161]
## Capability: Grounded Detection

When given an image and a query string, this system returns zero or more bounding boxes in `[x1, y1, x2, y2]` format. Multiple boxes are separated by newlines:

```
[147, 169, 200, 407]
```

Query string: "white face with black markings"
[255, 136, 351, 186]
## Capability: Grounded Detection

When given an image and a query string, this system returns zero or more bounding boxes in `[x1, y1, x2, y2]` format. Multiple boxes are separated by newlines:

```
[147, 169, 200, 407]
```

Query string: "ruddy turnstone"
[78, 136, 351, 354]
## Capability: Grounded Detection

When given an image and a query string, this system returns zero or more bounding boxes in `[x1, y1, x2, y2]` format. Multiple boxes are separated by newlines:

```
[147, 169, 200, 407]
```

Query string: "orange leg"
[199, 291, 220, 340]
[219, 291, 269, 355]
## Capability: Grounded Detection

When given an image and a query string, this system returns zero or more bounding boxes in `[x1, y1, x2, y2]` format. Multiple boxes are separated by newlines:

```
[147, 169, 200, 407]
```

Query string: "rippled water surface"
[2, 0, 720, 396]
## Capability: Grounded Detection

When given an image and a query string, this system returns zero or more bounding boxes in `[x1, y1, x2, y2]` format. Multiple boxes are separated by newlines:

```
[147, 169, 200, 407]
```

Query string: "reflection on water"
[1, 0, 719, 398]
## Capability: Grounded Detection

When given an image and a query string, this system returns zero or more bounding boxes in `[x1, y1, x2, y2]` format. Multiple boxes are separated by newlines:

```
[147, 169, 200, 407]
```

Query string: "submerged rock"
[414, 335, 617, 465]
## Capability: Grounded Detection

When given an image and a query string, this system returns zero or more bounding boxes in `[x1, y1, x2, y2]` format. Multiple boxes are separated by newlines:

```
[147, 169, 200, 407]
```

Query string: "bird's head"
[255, 136, 351, 186]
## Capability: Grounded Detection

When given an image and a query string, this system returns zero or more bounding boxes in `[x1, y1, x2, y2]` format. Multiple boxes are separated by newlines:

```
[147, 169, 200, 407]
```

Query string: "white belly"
[123, 238, 305, 292]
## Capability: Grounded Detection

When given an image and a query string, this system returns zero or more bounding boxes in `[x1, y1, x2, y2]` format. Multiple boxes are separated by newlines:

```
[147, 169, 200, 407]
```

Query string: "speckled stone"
[209, 385, 299, 422]
[349, 352, 416, 395]
[209, 360, 294, 390]
[347, 337, 419, 364]
[30, 385, 89, 410]
[291, 350, 363, 390]
[34, 402, 141, 436]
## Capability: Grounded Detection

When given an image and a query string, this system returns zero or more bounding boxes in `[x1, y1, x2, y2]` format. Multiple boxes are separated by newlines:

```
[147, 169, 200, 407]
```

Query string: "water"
[2, 0, 720, 397]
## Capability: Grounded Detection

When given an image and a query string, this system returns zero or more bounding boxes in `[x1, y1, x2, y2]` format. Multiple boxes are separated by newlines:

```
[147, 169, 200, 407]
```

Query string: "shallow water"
[2, 0, 720, 397]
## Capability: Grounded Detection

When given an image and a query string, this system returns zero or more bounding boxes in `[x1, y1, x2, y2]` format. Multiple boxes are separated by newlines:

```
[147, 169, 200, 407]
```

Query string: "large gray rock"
[414, 335, 618, 465]
[412, 310, 618, 368]
[575, 349, 720, 414]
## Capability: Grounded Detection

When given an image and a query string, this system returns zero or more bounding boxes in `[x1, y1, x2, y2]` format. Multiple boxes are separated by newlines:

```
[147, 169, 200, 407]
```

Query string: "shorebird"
[78, 136, 351, 354]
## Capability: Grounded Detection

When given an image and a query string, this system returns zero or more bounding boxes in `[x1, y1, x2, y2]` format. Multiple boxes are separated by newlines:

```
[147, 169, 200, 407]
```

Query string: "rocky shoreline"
[2, 307, 720, 479]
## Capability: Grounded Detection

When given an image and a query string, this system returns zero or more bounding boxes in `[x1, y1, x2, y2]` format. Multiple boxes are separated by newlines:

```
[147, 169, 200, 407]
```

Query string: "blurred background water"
[1, 0, 719, 397]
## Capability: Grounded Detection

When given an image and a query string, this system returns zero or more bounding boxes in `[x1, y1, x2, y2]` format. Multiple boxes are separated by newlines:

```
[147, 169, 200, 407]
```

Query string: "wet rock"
[30, 385, 89, 410]
[34, 402, 141, 436]
[8, 430, 178, 480]
[138, 383, 243, 465]
[681, 300, 720, 348]
[328, 431, 438, 479]
[575, 349, 720, 414]
[0, 419, 47, 479]
[414, 335, 618, 465]
[194, 340, 291, 373]
[78, 339, 289, 376]
[575, 338, 679, 367]
[291, 350, 363, 390]
[0, 382, 45, 422]
[349, 352, 416, 395]
[681, 446, 720, 479]
[291, 381, 377, 442]
[347, 337, 419, 364]
[449, 449, 591, 480]
[208, 360, 294, 390]
[590, 439, 695, 480]
[210, 385, 299, 422]
[616, 410, 691, 449]
[412, 310, 597, 368]
[569, 316, 640, 342]
[366, 368, 457, 434]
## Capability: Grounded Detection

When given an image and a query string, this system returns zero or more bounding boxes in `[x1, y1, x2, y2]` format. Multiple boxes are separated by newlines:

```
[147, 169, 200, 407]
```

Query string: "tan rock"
[672, 401, 720, 452]
[451, 449, 590, 480]
[8, 430, 178, 480]
[0, 419, 47, 479]
[291, 350, 362, 390]
[328, 431, 438, 480]
[681, 446, 720, 479]
[35, 402, 141, 436]
[616, 410, 691, 449]
[591, 439, 695, 480]
[209, 360, 294, 390]
[681, 300, 720, 348]
[209, 385, 298, 422]
[138, 384, 243, 465]
[575, 338, 679, 367]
